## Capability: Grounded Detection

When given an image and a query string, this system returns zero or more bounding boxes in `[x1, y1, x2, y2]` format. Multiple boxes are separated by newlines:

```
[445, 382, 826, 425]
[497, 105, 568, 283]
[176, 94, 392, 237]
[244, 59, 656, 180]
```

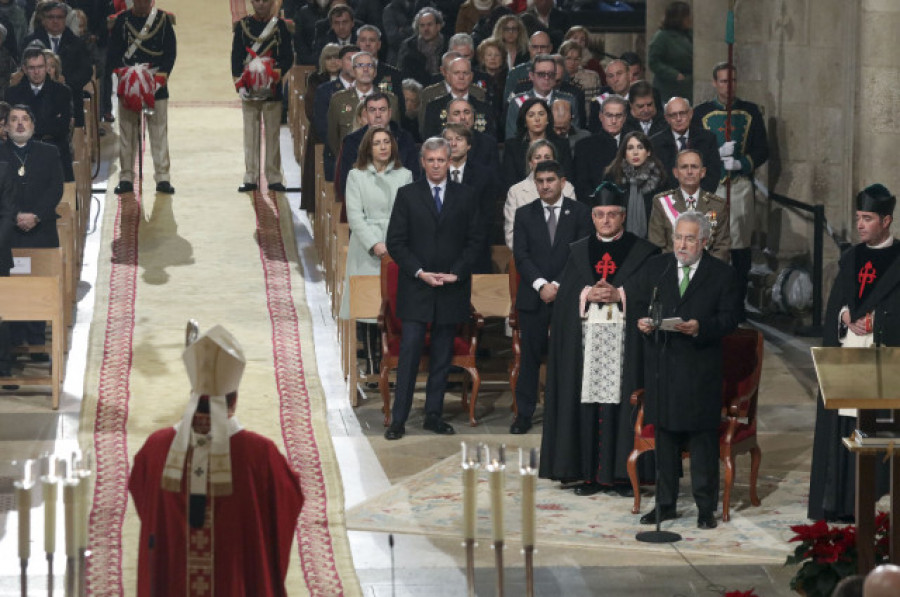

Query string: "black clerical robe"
[539, 231, 658, 484]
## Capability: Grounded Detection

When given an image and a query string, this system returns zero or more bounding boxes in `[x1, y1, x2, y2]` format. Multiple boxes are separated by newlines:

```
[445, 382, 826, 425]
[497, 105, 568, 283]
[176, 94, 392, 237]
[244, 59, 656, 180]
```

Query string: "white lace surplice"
[581, 302, 625, 404]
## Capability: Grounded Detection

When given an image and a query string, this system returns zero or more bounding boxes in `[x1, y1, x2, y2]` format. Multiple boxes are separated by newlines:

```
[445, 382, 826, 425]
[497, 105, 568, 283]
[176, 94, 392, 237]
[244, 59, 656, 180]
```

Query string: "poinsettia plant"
[785, 513, 890, 597]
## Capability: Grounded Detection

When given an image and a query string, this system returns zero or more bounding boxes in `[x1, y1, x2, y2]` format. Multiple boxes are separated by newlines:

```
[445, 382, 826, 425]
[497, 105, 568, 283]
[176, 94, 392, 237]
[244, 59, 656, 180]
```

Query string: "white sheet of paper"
[659, 317, 683, 331]
[10, 256, 31, 275]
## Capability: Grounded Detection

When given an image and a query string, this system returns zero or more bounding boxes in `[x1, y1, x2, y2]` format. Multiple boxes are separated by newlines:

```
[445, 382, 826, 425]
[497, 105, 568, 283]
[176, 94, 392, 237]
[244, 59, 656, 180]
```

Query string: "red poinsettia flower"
[789, 519, 830, 542]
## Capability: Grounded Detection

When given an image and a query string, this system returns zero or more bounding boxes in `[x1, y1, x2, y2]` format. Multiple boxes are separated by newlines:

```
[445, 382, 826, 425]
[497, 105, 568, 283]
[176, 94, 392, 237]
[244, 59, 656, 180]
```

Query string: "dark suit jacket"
[650, 125, 722, 194]
[386, 178, 484, 324]
[519, 7, 570, 49]
[469, 129, 500, 173]
[0, 140, 63, 248]
[573, 131, 618, 203]
[336, 121, 421, 197]
[397, 35, 447, 86]
[628, 252, 740, 432]
[24, 29, 93, 104]
[422, 94, 497, 140]
[375, 61, 406, 114]
[0, 160, 15, 274]
[513, 196, 592, 312]
[459, 160, 499, 273]
[623, 113, 669, 138]
[312, 21, 361, 57]
[6, 78, 73, 182]
[503, 133, 572, 190]
[511, 79, 586, 131]
[293, 4, 328, 65]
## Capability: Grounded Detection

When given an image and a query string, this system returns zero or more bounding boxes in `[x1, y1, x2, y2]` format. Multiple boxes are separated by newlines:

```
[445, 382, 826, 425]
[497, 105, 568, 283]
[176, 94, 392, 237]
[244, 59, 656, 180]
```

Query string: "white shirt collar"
[680, 188, 700, 205]
[450, 162, 466, 180]
[339, 74, 353, 89]
[868, 236, 895, 249]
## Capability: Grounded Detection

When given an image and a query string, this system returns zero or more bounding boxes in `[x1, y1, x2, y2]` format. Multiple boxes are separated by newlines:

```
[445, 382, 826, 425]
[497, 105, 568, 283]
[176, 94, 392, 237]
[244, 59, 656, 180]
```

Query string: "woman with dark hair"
[502, 97, 572, 188]
[340, 126, 413, 320]
[647, 0, 693, 103]
[603, 131, 666, 239]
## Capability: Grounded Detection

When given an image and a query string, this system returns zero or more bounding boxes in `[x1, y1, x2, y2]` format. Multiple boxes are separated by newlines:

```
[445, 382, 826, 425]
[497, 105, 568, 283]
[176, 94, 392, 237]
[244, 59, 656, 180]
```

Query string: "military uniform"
[648, 188, 731, 263]
[693, 98, 769, 250]
[108, 7, 177, 187]
[421, 93, 495, 139]
[231, 13, 294, 187]
[418, 82, 485, 131]
[326, 88, 400, 161]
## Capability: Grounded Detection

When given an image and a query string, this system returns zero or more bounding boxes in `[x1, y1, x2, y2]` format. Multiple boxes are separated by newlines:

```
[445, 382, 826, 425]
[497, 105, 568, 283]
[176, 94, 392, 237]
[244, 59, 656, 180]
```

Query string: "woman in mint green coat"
[648, 1, 693, 104]
[339, 126, 413, 320]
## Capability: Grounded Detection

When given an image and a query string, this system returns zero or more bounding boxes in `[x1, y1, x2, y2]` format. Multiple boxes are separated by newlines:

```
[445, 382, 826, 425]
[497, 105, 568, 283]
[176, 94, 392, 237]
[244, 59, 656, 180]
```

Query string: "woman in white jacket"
[503, 139, 576, 249]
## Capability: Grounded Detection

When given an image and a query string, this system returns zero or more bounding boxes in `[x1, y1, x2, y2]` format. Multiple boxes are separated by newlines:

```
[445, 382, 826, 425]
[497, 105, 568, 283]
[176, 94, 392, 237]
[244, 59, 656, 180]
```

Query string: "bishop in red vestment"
[129, 324, 303, 596]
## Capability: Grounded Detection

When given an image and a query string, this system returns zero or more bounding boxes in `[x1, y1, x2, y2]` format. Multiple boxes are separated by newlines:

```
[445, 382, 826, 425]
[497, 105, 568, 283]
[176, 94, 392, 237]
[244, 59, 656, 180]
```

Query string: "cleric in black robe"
[808, 184, 900, 521]
[539, 183, 658, 492]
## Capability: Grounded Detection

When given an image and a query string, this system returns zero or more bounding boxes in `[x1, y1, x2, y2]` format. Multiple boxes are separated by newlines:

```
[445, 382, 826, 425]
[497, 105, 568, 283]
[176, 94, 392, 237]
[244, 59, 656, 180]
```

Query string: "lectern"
[812, 346, 900, 573]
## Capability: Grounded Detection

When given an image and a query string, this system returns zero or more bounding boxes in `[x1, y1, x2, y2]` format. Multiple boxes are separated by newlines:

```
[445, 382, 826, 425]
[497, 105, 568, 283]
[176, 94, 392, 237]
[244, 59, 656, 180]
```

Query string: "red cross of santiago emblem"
[595, 252, 616, 280]
[858, 261, 877, 298]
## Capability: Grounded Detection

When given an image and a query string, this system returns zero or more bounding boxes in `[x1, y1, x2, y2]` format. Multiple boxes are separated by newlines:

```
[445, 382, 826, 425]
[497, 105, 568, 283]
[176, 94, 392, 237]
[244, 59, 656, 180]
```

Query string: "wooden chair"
[377, 257, 484, 427]
[0, 248, 66, 409]
[626, 327, 764, 522]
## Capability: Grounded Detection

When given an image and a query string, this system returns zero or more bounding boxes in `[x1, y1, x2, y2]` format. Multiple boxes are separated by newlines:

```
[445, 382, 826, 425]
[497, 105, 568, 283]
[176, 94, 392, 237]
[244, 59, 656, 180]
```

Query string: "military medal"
[474, 113, 486, 132]
[17, 165, 24, 177]
[706, 210, 718, 229]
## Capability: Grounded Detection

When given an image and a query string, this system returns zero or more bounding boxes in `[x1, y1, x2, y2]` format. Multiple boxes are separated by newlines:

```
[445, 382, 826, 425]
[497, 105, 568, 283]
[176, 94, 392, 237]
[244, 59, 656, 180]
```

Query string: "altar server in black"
[631, 211, 740, 529]
[808, 184, 900, 522]
[384, 137, 483, 440]
[511, 160, 591, 435]
[539, 182, 657, 493]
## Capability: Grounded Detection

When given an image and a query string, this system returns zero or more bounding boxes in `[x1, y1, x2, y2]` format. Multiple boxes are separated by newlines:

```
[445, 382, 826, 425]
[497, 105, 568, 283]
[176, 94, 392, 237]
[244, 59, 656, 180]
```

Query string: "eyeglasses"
[532, 71, 555, 79]
[666, 110, 691, 119]
[354, 63, 375, 70]
[531, 44, 552, 51]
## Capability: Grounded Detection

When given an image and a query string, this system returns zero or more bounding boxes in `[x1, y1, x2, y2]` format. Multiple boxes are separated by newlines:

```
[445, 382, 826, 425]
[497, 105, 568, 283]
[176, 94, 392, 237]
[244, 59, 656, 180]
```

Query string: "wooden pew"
[0, 248, 66, 409]
[55, 202, 77, 335]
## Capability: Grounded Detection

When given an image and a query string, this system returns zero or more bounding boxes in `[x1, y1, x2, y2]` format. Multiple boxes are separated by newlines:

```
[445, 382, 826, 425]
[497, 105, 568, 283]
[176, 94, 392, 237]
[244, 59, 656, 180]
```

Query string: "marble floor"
[0, 125, 818, 596]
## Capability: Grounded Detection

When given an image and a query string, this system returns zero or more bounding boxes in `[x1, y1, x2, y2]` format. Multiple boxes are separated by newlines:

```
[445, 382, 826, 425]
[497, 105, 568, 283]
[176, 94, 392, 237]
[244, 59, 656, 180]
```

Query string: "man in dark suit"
[23, 1, 93, 127]
[421, 57, 496, 139]
[443, 123, 498, 273]
[573, 95, 624, 203]
[445, 98, 500, 172]
[2, 104, 63, 357]
[0, 136, 19, 379]
[511, 160, 591, 434]
[623, 80, 668, 138]
[397, 7, 447, 86]
[6, 47, 73, 181]
[651, 97, 721, 194]
[384, 137, 484, 440]
[336, 93, 420, 198]
[357, 24, 405, 114]
[312, 44, 358, 181]
[630, 211, 740, 529]
[313, 4, 359, 57]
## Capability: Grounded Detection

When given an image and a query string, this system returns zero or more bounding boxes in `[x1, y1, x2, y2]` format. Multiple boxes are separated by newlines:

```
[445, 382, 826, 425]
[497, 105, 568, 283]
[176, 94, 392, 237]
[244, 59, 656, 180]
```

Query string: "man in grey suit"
[384, 137, 484, 440]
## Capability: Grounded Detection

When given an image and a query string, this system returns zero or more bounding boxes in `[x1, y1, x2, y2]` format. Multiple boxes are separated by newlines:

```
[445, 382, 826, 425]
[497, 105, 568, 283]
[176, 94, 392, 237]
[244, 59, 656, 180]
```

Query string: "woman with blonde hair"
[491, 14, 528, 70]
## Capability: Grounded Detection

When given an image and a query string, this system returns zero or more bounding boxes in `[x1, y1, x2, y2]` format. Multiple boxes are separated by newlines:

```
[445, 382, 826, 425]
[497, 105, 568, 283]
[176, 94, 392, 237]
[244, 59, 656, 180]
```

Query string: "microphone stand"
[636, 286, 682, 544]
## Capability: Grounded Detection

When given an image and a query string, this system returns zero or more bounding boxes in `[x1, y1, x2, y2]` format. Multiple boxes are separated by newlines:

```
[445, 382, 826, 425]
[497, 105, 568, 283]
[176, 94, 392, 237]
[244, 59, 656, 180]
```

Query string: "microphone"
[648, 258, 673, 328]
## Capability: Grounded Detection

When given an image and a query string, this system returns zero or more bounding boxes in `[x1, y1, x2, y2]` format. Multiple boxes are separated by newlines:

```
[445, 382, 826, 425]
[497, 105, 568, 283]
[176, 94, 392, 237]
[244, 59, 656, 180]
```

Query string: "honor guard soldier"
[693, 62, 769, 301]
[232, 0, 293, 193]
[108, 0, 177, 195]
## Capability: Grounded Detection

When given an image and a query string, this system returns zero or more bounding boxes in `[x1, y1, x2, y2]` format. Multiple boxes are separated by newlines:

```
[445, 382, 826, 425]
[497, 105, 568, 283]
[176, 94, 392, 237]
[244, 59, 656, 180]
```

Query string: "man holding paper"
[630, 211, 739, 529]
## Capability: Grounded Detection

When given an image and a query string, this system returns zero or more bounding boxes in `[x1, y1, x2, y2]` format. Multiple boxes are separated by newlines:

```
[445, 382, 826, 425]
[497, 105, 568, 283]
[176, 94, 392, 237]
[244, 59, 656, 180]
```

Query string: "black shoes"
[423, 415, 455, 435]
[509, 416, 532, 434]
[639, 506, 678, 525]
[268, 182, 286, 192]
[238, 182, 258, 192]
[384, 424, 405, 440]
[114, 180, 133, 194]
[573, 483, 606, 496]
[156, 181, 175, 194]
[697, 512, 718, 529]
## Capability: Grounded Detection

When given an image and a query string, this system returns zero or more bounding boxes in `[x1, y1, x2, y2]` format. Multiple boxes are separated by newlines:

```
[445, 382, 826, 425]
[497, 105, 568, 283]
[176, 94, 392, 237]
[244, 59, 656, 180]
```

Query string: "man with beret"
[808, 184, 900, 522]
[539, 182, 658, 497]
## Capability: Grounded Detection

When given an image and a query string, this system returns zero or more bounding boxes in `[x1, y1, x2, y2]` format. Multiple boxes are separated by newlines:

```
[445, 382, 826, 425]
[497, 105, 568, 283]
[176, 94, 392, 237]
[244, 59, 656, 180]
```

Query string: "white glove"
[718, 141, 736, 158]
[238, 87, 250, 100]
[722, 156, 742, 171]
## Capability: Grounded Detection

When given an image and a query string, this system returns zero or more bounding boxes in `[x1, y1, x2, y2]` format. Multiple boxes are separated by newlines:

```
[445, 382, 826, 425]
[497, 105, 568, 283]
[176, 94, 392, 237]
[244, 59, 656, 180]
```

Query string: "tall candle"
[15, 480, 32, 560]
[77, 469, 92, 550]
[519, 448, 537, 547]
[461, 443, 478, 540]
[63, 479, 79, 558]
[43, 474, 58, 554]
[486, 445, 506, 543]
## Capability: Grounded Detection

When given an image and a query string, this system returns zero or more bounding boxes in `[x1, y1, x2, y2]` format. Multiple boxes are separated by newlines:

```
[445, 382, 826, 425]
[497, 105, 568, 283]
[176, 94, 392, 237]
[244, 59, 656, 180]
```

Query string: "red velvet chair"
[377, 257, 484, 427]
[626, 327, 764, 522]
